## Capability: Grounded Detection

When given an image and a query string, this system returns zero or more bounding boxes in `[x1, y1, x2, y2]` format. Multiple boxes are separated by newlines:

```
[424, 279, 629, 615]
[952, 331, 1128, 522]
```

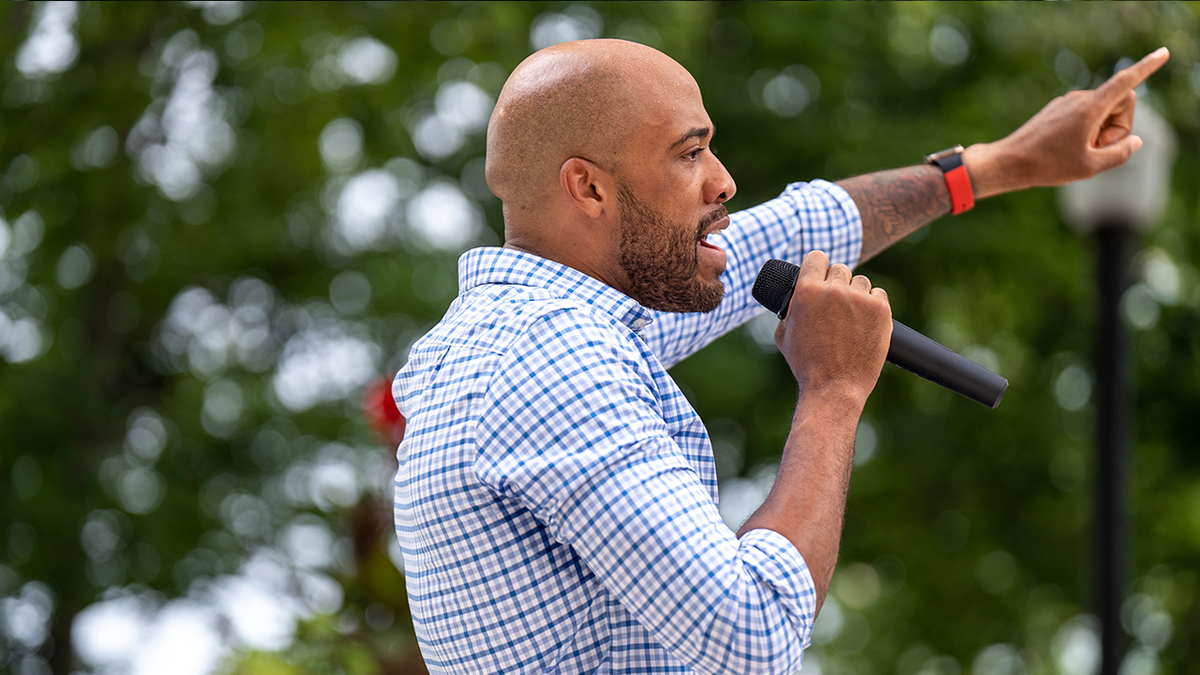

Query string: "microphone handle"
[754, 258, 1007, 408]
[887, 320, 1008, 409]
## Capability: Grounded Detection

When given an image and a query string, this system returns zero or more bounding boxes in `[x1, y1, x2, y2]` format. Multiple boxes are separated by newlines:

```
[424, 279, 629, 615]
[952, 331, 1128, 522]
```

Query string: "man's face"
[612, 71, 736, 314]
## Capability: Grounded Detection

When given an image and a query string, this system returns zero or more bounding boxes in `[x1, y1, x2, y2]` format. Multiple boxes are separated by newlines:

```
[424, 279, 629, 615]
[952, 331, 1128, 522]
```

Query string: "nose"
[706, 155, 737, 205]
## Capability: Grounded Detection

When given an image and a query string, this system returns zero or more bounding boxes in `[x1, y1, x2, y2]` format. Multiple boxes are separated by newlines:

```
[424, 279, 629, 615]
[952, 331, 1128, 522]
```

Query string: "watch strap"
[926, 148, 975, 215]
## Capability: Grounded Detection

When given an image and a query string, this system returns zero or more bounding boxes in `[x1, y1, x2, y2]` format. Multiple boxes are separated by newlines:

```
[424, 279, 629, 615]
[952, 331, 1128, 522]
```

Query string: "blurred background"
[1, 2, 1199, 674]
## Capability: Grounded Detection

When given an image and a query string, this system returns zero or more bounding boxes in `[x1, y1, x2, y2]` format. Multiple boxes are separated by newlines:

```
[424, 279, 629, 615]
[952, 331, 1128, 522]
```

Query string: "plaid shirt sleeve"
[646, 179, 862, 369]
[475, 306, 817, 675]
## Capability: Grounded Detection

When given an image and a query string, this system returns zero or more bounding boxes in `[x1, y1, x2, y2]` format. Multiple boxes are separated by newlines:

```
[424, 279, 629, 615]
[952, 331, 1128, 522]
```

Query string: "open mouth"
[697, 214, 730, 252]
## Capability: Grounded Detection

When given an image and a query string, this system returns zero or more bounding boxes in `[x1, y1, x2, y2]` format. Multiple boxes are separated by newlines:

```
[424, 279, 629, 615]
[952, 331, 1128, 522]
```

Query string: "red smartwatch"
[924, 145, 974, 215]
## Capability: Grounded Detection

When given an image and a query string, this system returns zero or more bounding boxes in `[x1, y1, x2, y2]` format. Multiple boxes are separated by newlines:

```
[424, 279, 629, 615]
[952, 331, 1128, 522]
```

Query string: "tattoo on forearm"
[837, 165, 951, 265]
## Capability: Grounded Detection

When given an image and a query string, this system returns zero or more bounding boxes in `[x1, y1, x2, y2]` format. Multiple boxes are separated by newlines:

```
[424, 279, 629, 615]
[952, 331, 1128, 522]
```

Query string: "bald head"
[485, 39, 696, 215]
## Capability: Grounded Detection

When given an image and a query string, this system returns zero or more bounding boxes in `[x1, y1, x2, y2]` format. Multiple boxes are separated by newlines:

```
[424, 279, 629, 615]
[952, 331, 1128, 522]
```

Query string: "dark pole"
[1094, 223, 1133, 675]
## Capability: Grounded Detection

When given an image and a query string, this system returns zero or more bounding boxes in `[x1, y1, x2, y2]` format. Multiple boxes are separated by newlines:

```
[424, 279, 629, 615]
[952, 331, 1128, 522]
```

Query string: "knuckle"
[795, 275, 820, 293]
[793, 279, 822, 304]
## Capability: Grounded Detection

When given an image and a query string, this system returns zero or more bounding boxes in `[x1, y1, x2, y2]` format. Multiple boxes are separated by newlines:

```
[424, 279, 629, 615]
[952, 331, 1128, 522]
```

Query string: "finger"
[798, 250, 830, 280]
[827, 263, 852, 285]
[1090, 134, 1143, 173]
[1095, 91, 1137, 147]
[870, 286, 889, 302]
[1096, 123, 1131, 148]
[850, 274, 872, 292]
[1095, 47, 1169, 105]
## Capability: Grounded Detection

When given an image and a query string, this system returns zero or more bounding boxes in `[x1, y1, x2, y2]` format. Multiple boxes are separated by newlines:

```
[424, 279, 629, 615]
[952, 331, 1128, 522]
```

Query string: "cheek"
[660, 167, 705, 203]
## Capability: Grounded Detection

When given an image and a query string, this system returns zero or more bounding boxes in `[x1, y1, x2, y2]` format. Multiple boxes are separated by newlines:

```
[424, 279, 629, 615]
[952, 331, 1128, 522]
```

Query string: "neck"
[503, 232, 631, 299]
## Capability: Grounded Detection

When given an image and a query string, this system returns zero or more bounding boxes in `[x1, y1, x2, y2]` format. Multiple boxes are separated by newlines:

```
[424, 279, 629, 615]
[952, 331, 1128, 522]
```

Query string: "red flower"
[363, 374, 406, 446]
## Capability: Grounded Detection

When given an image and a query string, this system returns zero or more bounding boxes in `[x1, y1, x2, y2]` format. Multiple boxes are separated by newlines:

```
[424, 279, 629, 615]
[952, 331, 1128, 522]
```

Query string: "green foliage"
[1, 2, 1199, 674]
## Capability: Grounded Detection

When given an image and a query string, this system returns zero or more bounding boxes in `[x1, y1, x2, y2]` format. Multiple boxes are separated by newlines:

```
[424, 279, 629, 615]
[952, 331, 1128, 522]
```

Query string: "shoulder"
[489, 297, 652, 393]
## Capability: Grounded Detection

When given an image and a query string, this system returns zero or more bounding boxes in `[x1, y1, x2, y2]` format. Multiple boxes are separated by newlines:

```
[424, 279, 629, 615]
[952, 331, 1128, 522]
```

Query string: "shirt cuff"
[737, 528, 818, 651]
[787, 179, 863, 271]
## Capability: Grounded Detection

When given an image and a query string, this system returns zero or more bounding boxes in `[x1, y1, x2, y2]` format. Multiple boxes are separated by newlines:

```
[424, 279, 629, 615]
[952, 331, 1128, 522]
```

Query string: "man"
[393, 39, 1167, 674]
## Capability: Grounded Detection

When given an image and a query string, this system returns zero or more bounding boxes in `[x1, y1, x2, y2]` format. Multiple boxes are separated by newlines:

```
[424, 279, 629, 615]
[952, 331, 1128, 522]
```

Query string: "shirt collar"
[458, 247, 655, 332]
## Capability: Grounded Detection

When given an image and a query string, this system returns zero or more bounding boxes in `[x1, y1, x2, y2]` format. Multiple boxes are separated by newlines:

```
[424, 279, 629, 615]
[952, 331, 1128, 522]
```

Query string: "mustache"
[696, 205, 729, 237]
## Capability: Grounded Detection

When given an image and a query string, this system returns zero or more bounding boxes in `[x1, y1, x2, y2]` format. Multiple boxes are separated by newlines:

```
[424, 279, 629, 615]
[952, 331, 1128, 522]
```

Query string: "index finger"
[798, 249, 831, 280]
[1095, 47, 1169, 104]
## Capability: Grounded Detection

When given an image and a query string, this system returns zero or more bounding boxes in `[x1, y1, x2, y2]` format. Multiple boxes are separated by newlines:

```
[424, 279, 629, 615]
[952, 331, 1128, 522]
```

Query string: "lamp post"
[1058, 99, 1176, 675]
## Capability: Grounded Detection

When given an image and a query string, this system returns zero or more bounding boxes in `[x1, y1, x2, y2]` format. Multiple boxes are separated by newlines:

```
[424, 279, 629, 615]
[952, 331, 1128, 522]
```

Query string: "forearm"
[841, 140, 1024, 266]
[838, 48, 1170, 267]
[838, 165, 950, 266]
[737, 387, 864, 613]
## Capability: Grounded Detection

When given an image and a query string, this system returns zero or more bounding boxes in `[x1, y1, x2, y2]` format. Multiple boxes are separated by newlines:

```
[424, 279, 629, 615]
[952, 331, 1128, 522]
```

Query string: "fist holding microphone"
[764, 251, 894, 409]
[753, 252, 1008, 409]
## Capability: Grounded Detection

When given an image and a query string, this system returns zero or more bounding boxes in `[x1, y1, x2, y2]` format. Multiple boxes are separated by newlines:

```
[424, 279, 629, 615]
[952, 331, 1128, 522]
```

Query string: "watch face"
[924, 145, 965, 164]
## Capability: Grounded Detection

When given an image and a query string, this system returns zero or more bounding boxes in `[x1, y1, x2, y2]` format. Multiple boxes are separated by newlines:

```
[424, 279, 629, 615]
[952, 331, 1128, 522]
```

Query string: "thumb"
[1091, 134, 1143, 173]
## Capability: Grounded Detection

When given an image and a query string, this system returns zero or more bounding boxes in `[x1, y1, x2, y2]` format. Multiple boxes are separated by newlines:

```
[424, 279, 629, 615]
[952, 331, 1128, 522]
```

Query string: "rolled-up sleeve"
[554, 449, 817, 675]
[475, 308, 816, 675]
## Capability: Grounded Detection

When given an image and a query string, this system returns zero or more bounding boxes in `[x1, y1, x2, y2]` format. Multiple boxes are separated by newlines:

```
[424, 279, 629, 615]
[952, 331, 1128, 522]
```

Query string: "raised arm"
[846, 47, 1170, 266]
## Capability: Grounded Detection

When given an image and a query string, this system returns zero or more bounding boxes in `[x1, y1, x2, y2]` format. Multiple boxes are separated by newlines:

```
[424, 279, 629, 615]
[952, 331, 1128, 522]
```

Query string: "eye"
[684, 147, 704, 161]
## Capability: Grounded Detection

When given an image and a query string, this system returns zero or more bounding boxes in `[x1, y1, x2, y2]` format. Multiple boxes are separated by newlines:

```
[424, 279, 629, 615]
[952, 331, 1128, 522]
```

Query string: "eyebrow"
[668, 126, 712, 150]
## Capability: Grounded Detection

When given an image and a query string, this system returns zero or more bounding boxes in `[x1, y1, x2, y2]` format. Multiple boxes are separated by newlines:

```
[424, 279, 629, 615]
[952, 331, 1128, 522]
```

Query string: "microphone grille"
[752, 259, 801, 316]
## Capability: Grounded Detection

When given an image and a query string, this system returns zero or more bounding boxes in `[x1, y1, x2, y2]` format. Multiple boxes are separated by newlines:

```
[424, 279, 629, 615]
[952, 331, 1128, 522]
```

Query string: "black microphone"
[751, 258, 1008, 409]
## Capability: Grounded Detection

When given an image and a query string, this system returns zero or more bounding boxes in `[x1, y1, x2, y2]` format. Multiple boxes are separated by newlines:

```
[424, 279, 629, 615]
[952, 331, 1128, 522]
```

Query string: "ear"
[559, 157, 612, 219]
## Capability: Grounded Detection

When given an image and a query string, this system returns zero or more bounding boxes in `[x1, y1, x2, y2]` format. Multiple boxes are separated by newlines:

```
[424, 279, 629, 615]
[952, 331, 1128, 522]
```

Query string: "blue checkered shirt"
[393, 180, 862, 674]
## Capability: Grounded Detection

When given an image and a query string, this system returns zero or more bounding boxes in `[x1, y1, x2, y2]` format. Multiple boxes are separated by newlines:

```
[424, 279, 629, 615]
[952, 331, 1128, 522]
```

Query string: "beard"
[617, 183, 726, 314]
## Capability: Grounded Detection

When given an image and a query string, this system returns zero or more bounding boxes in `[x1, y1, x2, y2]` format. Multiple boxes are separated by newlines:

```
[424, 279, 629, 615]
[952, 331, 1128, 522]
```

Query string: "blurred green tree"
[0, 2, 1198, 674]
